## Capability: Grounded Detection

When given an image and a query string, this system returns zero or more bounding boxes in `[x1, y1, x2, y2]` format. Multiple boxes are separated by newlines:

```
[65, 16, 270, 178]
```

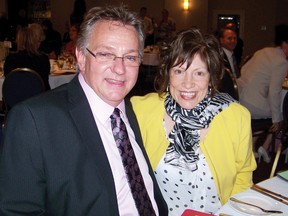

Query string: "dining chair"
[252, 91, 288, 164]
[280, 91, 288, 164]
[269, 91, 288, 177]
[2, 67, 45, 127]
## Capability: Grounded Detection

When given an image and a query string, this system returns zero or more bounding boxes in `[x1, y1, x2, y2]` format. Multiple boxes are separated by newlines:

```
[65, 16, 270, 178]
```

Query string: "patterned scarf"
[164, 89, 236, 171]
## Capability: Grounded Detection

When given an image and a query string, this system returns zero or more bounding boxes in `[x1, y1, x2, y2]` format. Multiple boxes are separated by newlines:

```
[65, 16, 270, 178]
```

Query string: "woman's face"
[169, 54, 210, 109]
[69, 26, 78, 42]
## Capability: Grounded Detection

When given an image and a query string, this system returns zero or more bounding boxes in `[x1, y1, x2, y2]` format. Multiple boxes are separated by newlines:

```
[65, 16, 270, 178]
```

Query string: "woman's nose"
[183, 73, 195, 88]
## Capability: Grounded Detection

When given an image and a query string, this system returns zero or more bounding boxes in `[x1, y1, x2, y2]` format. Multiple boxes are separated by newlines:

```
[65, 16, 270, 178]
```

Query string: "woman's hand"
[269, 121, 283, 133]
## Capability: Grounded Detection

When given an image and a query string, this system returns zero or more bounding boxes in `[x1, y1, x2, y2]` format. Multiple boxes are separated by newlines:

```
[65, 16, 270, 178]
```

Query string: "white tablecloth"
[0, 73, 77, 99]
[216, 176, 288, 215]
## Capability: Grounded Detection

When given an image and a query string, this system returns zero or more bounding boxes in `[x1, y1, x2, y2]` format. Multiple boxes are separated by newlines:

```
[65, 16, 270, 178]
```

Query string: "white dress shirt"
[223, 48, 237, 78]
[78, 74, 159, 215]
[237, 47, 288, 123]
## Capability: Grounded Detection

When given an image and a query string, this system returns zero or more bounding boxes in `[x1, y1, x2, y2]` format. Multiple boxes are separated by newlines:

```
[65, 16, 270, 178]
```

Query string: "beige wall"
[1, 0, 287, 61]
[49, 0, 208, 42]
[208, 0, 278, 60]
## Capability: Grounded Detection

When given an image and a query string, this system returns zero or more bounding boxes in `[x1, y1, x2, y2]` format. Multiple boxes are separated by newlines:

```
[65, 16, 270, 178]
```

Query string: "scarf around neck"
[164, 89, 236, 171]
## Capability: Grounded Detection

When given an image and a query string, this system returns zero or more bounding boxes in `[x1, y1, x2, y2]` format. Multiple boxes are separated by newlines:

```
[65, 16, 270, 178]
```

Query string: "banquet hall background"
[0, 0, 287, 60]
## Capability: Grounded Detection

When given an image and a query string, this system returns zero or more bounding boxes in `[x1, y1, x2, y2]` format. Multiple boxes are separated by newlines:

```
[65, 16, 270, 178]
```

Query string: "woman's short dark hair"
[155, 27, 224, 97]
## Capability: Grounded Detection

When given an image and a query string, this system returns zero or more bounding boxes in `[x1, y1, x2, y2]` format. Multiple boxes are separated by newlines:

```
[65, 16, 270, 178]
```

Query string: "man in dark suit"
[217, 27, 239, 100]
[0, 5, 168, 216]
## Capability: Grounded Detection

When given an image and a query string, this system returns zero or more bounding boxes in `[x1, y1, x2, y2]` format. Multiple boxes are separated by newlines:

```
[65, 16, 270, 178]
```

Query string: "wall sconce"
[183, 0, 190, 11]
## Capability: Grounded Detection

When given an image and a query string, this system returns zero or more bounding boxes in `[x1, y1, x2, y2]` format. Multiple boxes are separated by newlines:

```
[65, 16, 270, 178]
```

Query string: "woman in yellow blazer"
[131, 28, 256, 216]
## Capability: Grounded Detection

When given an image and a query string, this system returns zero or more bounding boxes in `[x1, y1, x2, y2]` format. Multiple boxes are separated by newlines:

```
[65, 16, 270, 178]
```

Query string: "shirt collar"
[222, 47, 233, 58]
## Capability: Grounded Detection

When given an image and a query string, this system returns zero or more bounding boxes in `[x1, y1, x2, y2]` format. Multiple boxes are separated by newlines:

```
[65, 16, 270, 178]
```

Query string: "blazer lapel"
[125, 99, 168, 214]
[223, 53, 233, 72]
[65, 77, 119, 214]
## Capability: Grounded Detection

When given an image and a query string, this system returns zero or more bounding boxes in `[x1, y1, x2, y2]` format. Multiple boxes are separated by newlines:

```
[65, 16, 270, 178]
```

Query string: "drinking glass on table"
[67, 56, 76, 69]
[57, 57, 65, 70]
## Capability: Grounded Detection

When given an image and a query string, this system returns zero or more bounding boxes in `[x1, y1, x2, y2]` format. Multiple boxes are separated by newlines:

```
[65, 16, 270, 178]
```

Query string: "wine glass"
[67, 56, 75, 69]
[57, 59, 64, 70]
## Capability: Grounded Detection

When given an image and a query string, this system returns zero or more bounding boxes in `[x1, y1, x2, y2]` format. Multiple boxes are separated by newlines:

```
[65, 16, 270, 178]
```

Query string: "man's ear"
[76, 48, 86, 73]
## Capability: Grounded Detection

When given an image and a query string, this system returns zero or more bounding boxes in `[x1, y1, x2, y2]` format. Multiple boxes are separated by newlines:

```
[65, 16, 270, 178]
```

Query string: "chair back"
[282, 91, 288, 127]
[2, 67, 45, 112]
[270, 91, 288, 177]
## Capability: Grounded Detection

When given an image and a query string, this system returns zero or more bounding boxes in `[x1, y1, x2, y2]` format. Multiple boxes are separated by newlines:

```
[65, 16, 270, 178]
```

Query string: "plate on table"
[229, 192, 281, 215]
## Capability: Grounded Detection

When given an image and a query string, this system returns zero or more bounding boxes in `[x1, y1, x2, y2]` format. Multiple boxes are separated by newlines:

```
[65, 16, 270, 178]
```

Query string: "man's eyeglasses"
[86, 48, 142, 67]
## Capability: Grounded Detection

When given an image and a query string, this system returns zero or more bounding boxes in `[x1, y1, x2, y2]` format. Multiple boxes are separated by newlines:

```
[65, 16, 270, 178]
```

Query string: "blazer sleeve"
[0, 104, 47, 215]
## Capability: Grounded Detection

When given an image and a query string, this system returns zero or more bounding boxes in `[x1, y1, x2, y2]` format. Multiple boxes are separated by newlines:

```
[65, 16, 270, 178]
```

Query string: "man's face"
[76, 21, 140, 107]
[220, 29, 237, 52]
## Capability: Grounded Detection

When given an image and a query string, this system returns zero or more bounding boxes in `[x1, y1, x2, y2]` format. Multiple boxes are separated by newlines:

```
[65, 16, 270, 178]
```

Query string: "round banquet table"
[216, 176, 288, 216]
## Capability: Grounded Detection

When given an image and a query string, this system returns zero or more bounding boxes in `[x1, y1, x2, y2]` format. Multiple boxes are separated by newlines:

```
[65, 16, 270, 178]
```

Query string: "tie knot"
[111, 108, 121, 120]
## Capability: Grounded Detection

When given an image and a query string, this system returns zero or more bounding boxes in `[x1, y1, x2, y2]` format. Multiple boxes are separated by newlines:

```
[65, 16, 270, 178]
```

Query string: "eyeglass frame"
[85, 48, 142, 67]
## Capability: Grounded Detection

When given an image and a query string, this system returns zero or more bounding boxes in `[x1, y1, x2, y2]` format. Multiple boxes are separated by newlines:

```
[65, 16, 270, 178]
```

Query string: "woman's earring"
[166, 84, 170, 92]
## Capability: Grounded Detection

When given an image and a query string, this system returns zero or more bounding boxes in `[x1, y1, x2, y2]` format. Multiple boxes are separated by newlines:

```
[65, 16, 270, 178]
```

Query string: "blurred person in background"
[156, 9, 176, 43]
[217, 26, 240, 100]
[4, 26, 50, 90]
[40, 19, 62, 59]
[226, 22, 244, 68]
[139, 7, 154, 46]
[237, 24, 288, 163]
[65, 22, 80, 57]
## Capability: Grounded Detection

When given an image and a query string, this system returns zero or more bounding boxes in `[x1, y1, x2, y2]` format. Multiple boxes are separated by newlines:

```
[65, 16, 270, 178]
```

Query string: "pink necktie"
[110, 108, 156, 216]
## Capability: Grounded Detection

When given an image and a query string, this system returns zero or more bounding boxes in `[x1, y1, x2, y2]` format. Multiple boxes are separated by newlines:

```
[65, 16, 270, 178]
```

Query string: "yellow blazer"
[131, 93, 257, 204]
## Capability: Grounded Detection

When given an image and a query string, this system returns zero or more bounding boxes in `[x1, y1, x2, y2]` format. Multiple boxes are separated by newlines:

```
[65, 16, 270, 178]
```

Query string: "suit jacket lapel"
[223, 52, 233, 72]
[64, 78, 167, 214]
[66, 76, 119, 214]
[125, 99, 168, 214]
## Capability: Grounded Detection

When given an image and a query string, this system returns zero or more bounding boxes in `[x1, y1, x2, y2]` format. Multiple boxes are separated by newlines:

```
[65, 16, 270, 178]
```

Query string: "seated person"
[237, 24, 288, 163]
[40, 19, 62, 59]
[4, 26, 51, 90]
[131, 27, 256, 215]
[65, 23, 80, 57]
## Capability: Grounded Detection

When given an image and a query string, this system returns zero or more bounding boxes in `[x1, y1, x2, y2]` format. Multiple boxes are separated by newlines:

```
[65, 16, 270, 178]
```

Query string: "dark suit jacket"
[0, 76, 168, 216]
[219, 52, 239, 100]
